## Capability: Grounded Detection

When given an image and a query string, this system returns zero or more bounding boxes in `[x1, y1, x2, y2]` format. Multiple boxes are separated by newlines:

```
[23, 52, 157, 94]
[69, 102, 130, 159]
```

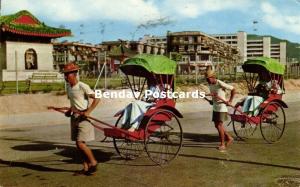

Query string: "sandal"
[217, 145, 226, 152]
[73, 169, 87, 176]
[226, 137, 234, 147]
[85, 164, 98, 176]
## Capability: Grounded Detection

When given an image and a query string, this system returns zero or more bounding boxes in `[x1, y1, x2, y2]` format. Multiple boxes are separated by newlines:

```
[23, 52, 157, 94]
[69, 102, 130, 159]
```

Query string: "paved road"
[1, 92, 300, 131]
[1, 98, 300, 160]
[0, 120, 299, 186]
[0, 95, 300, 186]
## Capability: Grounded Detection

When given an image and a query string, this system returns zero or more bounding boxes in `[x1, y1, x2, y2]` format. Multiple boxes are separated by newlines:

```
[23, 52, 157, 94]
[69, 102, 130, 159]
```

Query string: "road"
[0, 99, 300, 186]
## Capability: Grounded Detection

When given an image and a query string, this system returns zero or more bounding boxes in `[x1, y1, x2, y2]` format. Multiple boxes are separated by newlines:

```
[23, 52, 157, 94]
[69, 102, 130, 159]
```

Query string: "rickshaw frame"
[49, 54, 184, 165]
[226, 57, 288, 143]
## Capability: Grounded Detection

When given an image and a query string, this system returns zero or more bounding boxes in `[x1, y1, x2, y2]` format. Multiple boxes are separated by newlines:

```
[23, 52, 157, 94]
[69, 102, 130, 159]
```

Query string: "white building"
[213, 31, 287, 64]
[0, 10, 71, 81]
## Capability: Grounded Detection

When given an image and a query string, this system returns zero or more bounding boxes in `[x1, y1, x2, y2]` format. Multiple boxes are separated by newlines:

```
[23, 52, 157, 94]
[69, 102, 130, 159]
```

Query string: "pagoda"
[0, 10, 71, 81]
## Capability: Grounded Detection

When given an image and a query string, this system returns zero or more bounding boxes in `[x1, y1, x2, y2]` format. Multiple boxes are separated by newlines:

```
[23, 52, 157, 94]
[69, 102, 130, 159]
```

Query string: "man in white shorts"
[63, 63, 100, 176]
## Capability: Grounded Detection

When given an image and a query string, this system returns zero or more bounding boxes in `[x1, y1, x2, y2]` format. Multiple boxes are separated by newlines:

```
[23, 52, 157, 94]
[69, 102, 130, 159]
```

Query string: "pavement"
[0, 116, 299, 186]
[0, 91, 300, 186]
[1, 90, 300, 133]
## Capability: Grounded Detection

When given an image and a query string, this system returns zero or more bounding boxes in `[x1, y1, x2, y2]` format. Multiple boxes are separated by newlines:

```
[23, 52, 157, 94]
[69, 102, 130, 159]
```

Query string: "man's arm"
[218, 80, 235, 105]
[84, 94, 100, 116]
[228, 88, 236, 104]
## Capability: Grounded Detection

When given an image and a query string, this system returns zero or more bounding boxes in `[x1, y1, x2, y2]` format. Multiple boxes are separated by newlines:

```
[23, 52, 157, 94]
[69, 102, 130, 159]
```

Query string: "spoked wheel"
[113, 115, 145, 160]
[145, 109, 183, 165]
[232, 104, 257, 140]
[260, 101, 286, 143]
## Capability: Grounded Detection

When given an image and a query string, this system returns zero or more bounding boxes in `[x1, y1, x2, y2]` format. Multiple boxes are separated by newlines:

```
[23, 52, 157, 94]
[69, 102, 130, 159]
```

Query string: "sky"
[2, 0, 300, 44]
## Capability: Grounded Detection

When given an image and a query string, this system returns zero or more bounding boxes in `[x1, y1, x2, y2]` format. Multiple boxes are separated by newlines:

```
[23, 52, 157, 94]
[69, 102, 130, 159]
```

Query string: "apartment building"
[139, 35, 167, 46]
[101, 40, 166, 56]
[213, 32, 247, 63]
[52, 42, 104, 77]
[213, 31, 287, 64]
[166, 31, 240, 73]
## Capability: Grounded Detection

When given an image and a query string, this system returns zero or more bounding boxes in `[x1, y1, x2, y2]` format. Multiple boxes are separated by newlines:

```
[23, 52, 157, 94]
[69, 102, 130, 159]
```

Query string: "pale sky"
[2, 0, 300, 44]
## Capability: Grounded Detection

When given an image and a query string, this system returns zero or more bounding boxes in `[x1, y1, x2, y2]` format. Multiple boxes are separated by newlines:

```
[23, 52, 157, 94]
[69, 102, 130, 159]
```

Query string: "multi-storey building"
[101, 40, 166, 56]
[139, 35, 167, 46]
[213, 31, 287, 64]
[213, 32, 247, 63]
[52, 42, 102, 74]
[166, 31, 240, 73]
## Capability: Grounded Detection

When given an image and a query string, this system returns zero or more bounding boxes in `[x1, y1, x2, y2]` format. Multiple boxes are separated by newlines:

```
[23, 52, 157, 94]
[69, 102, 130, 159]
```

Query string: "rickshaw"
[229, 57, 287, 143]
[49, 54, 183, 165]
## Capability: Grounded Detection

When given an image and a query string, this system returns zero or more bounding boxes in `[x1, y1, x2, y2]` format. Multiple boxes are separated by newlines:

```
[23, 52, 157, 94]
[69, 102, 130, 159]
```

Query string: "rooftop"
[0, 10, 71, 38]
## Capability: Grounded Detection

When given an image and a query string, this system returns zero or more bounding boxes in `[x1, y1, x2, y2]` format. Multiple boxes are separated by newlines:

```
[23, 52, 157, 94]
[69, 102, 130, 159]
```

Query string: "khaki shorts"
[212, 111, 228, 122]
[71, 115, 95, 142]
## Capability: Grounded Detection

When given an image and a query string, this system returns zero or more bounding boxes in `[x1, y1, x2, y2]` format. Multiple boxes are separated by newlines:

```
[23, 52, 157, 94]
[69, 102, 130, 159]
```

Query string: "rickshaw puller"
[205, 69, 235, 151]
[63, 62, 100, 176]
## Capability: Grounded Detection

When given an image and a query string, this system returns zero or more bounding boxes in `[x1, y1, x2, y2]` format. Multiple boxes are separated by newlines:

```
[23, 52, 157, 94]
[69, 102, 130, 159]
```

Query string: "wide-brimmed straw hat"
[205, 69, 216, 78]
[62, 63, 80, 73]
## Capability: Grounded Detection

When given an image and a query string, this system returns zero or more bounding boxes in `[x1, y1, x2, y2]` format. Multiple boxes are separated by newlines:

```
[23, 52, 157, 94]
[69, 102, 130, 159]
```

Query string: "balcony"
[247, 51, 263, 55]
[247, 43, 263, 47]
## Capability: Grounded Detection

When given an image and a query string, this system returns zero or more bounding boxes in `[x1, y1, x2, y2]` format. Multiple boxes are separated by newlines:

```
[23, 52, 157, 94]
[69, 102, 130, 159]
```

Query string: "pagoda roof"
[0, 10, 71, 38]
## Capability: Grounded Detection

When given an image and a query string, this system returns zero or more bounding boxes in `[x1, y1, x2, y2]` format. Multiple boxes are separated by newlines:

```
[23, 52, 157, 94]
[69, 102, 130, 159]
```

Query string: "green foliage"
[170, 52, 182, 62]
[42, 85, 53, 93]
[0, 81, 64, 95]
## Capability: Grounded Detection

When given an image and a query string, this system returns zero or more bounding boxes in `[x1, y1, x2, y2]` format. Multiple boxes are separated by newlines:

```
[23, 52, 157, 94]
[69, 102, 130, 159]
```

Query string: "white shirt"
[209, 80, 234, 112]
[67, 82, 94, 111]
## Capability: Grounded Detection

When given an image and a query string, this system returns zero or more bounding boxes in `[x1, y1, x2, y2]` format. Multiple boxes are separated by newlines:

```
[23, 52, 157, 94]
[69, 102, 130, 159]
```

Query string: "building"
[212, 32, 247, 63]
[139, 34, 167, 46]
[101, 40, 166, 56]
[99, 40, 166, 72]
[52, 42, 102, 76]
[0, 10, 71, 81]
[213, 31, 287, 64]
[166, 31, 240, 73]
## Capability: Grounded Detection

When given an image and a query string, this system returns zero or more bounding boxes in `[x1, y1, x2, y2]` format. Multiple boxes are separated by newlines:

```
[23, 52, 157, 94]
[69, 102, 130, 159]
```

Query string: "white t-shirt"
[209, 80, 234, 112]
[67, 82, 94, 111]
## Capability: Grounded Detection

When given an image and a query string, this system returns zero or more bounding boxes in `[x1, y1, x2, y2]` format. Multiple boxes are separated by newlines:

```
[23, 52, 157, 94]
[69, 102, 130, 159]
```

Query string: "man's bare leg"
[225, 132, 234, 147]
[215, 121, 226, 149]
[73, 144, 90, 175]
[76, 141, 97, 167]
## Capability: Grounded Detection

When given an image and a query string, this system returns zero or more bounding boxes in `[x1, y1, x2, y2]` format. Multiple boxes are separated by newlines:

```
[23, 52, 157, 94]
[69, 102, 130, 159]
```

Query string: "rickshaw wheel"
[260, 101, 286, 143]
[113, 115, 145, 160]
[144, 109, 183, 165]
[232, 103, 257, 140]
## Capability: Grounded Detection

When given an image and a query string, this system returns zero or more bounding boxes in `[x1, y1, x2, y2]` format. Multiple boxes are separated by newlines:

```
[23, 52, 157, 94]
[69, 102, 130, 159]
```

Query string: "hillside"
[247, 34, 300, 61]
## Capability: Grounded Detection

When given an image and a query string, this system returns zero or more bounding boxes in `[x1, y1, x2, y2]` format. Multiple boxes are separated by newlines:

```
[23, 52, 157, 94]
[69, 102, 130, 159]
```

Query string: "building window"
[24, 48, 38, 70]
[188, 45, 194, 51]
[172, 45, 179, 51]
[200, 54, 209, 61]
[190, 55, 196, 61]
[184, 45, 188, 51]
[182, 56, 189, 62]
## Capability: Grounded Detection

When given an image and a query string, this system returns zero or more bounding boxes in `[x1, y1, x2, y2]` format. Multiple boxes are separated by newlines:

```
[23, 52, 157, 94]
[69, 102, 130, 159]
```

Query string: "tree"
[169, 52, 182, 62]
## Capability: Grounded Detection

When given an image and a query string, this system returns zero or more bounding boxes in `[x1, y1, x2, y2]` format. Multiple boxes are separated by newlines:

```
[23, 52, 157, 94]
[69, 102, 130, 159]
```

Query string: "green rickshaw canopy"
[120, 54, 177, 75]
[242, 57, 285, 75]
